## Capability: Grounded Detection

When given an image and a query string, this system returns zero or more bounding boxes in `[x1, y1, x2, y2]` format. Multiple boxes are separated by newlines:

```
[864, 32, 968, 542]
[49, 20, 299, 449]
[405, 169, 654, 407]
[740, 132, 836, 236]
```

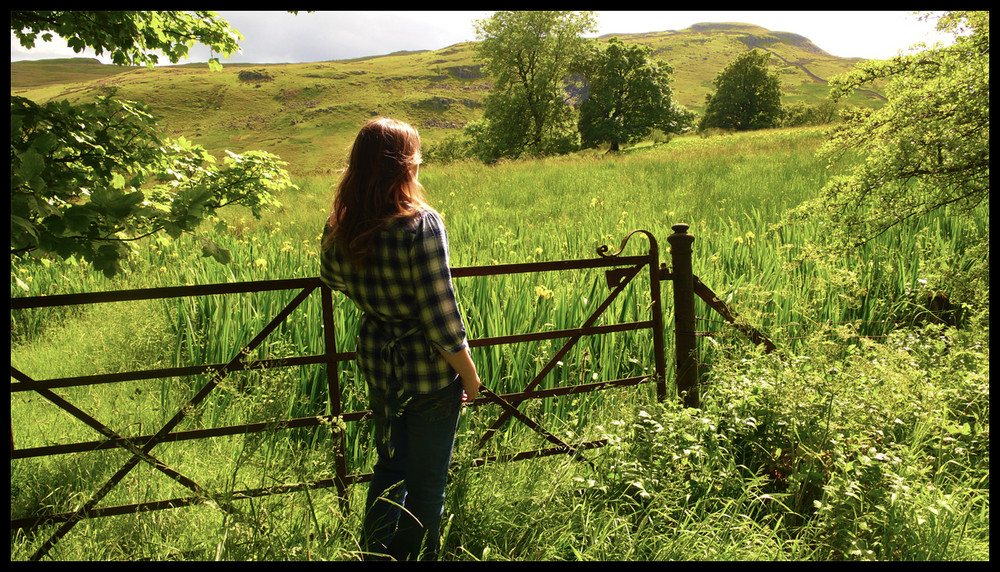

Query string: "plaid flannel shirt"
[320, 208, 469, 399]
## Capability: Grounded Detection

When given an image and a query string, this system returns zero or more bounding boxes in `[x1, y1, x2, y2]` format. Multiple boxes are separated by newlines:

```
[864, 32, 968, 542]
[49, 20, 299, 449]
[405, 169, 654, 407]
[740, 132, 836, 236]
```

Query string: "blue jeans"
[362, 380, 463, 561]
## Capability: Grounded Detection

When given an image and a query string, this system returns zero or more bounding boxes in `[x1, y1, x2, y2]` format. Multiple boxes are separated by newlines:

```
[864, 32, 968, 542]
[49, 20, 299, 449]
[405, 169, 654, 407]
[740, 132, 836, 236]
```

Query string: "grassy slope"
[11, 22, 881, 176]
[8, 57, 142, 89]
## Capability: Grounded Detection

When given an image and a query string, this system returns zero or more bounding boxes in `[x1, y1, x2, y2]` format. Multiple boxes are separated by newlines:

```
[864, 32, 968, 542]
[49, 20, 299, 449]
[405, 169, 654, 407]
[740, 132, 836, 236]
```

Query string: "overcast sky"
[11, 11, 955, 65]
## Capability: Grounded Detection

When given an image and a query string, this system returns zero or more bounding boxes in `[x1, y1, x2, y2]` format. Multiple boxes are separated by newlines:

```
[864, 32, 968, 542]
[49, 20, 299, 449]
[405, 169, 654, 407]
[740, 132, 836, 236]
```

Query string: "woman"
[319, 117, 481, 560]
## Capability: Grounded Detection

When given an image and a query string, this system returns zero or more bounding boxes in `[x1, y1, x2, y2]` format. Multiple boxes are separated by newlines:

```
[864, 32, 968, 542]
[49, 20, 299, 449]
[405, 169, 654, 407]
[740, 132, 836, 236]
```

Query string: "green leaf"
[200, 238, 233, 264]
[161, 220, 184, 239]
[16, 148, 47, 189]
[62, 205, 95, 234]
[10, 214, 40, 241]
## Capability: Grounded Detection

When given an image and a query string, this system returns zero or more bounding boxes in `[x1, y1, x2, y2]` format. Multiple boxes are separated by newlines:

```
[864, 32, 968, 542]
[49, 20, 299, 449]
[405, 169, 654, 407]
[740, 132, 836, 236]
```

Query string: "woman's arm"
[438, 347, 481, 401]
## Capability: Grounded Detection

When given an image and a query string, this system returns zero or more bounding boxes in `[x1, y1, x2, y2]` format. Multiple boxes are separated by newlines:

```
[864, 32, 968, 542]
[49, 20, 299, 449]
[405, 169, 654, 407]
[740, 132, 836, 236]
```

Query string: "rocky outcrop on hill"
[237, 69, 273, 83]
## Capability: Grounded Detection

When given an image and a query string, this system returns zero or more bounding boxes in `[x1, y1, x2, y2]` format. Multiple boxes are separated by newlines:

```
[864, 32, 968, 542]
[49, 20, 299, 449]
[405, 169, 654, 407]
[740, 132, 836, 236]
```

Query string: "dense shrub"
[588, 318, 989, 560]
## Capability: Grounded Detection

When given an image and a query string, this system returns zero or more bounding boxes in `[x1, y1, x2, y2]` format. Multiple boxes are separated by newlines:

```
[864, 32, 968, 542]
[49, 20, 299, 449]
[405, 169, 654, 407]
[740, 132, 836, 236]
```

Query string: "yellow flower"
[255, 258, 268, 270]
[535, 285, 554, 299]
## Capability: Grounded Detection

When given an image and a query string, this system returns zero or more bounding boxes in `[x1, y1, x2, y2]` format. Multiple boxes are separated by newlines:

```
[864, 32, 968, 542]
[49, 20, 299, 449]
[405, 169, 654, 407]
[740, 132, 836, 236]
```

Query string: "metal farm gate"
[11, 224, 763, 560]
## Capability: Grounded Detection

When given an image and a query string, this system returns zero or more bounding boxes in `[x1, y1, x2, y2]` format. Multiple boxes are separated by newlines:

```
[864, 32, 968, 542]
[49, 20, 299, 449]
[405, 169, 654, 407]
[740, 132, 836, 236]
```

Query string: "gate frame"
[10, 225, 700, 560]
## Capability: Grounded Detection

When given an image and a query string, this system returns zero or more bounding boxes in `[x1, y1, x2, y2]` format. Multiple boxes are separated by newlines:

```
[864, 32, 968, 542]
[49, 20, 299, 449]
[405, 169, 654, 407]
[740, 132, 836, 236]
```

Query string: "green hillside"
[607, 23, 886, 111]
[8, 57, 142, 90]
[10, 22, 883, 175]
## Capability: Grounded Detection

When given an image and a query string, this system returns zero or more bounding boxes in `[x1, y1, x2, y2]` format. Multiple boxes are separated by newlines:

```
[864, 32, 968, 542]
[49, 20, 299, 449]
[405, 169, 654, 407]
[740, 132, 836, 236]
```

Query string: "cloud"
[12, 11, 953, 65]
[10, 11, 492, 65]
[206, 11, 491, 64]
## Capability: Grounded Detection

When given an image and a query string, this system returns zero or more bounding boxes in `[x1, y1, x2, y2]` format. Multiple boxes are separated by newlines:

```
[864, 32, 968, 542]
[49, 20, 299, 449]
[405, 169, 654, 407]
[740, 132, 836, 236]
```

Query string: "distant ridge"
[683, 22, 832, 56]
[11, 23, 884, 175]
[11, 58, 141, 90]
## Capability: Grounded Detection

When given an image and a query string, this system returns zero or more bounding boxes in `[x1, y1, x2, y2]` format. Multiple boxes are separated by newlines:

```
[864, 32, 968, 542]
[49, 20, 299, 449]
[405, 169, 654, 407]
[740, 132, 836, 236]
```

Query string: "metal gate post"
[321, 284, 350, 513]
[668, 223, 699, 408]
[646, 235, 668, 403]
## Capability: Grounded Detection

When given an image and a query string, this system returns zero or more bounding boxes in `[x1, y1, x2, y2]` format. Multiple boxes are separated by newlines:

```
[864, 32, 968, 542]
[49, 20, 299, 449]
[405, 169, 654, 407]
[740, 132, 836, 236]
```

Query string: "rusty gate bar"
[9, 354, 334, 394]
[8, 276, 321, 309]
[600, 229, 668, 401]
[10, 406, 363, 459]
[449, 254, 650, 278]
[693, 276, 776, 353]
[320, 284, 350, 511]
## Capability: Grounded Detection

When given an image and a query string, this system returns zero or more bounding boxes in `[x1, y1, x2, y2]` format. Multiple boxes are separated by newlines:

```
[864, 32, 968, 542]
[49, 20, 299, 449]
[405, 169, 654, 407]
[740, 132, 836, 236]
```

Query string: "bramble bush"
[589, 314, 989, 560]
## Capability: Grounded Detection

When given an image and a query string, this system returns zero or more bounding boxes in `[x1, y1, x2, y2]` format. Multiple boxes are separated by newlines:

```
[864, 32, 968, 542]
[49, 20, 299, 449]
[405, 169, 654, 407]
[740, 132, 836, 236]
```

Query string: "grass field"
[10, 126, 989, 560]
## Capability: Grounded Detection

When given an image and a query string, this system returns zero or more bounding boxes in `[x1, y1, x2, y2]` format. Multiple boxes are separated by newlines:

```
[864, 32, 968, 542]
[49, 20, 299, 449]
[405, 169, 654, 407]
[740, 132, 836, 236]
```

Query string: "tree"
[11, 11, 244, 71]
[796, 11, 989, 250]
[699, 50, 784, 132]
[783, 97, 842, 127]
[469, 11, 597, 163]
[10, 11, 295, 277]
[11, 93, 291, 277]
[573, 38, 694, 151]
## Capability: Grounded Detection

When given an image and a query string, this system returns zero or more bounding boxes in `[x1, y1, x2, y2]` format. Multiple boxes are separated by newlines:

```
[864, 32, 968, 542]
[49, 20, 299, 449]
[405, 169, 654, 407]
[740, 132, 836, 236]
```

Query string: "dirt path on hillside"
[763, 48, 887, 102]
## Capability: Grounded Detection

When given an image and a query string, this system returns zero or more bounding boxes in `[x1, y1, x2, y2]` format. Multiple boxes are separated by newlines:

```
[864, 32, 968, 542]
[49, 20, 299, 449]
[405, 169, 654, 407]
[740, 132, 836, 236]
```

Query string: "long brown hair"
[323, 117, 427, 267]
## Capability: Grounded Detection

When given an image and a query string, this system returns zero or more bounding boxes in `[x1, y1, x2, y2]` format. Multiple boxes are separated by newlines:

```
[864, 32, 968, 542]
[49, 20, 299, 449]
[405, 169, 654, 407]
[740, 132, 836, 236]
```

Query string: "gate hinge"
[658, 264, 673, 281]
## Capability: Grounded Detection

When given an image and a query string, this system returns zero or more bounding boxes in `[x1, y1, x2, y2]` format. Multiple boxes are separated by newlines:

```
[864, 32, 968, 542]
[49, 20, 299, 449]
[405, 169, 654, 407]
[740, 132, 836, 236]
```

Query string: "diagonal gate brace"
[11, 367, 226, 517]
[474, 263, 643, 453]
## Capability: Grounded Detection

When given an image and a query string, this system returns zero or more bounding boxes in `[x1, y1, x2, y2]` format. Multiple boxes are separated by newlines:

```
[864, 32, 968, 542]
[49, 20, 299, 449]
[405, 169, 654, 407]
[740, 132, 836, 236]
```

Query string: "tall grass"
[10, 127, 989, 560]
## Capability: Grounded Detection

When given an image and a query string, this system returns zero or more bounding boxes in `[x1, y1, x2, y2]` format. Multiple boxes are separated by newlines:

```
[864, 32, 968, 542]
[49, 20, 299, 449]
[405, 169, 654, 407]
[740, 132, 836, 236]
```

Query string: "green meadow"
[10, 124, 989, 560]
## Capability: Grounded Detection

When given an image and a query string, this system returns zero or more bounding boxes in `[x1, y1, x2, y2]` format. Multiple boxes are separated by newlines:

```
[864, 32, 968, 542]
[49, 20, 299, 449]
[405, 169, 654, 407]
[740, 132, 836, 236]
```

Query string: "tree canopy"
[798, 11, 989, 250]
[573, 38, 694, 151]
[699, 50, 784, 132]
[11, 11, 244, 70]
[469, 11, 597, 163]
[10, 11, 295, 278]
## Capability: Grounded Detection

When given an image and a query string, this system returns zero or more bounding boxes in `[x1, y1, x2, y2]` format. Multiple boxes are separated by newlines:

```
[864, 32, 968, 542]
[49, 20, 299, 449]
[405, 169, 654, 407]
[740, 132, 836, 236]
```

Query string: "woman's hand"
[438, 347, 481, 403]
[461, 374, 482, 402]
